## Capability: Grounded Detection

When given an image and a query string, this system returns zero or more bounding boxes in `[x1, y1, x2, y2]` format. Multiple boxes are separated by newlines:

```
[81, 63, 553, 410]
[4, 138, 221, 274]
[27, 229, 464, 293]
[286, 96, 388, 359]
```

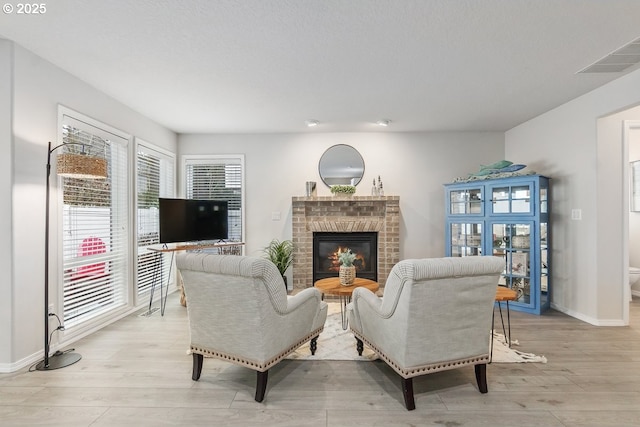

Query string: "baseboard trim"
[0, 350, 43, 373]
[0, 294, 171, 373]
[550, 302, 626, 326]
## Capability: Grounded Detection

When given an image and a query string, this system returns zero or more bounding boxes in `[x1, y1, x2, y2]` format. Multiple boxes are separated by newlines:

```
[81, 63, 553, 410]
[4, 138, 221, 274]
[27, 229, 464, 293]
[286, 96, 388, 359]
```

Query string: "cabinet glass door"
[449, 188, 483, 215]
[449, 223, 483, 257]
[490, 184, 532, 214]
[540, 186, 548, 214]
[540, 222, 549, 306]
[492, 223, 531, 305]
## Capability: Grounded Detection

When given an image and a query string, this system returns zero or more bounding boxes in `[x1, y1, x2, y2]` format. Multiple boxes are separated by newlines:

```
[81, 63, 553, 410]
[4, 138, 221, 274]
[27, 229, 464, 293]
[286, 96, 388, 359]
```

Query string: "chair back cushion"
[353, 256, 504, 371]
[177, 252, 288, 311]
[176, 253, 299, 366]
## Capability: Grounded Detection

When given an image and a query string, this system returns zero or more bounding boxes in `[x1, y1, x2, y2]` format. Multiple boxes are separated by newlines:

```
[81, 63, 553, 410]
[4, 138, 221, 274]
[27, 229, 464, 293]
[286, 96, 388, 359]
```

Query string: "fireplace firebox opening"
[313, 232, 378, 283]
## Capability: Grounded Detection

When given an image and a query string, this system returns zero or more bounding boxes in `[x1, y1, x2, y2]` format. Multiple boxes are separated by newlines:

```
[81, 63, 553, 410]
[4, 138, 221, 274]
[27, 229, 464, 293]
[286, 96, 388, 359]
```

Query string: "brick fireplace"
[291, 196, 400, 290]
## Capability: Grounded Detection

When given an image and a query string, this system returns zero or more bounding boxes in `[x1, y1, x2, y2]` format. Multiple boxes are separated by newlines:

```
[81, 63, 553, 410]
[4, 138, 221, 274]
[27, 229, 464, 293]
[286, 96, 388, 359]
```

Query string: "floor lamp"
[35, 141, 108, 371]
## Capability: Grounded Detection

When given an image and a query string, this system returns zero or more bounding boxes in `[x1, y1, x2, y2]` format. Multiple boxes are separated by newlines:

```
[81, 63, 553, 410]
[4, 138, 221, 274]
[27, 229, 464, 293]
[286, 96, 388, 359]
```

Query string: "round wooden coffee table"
[314, 277, 379, 329]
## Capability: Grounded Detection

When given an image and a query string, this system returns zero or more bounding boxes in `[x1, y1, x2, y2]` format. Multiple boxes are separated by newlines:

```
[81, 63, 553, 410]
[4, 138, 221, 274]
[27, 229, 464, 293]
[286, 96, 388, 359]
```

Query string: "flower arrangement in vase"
[330, 185, 356, 197]
[338, 248, 357, 286]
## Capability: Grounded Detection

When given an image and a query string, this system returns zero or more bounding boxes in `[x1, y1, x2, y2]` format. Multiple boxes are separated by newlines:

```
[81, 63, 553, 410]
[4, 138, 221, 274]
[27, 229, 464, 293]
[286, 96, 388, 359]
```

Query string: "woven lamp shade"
[56, 153, 108, 179]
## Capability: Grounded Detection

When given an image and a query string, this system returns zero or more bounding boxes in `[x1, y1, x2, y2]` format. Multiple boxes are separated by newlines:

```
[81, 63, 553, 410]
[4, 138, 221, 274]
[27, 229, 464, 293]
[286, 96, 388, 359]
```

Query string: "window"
[184, 155, 244, 243]
[59, 111, 130, 328]
[136, 141, 176, 298]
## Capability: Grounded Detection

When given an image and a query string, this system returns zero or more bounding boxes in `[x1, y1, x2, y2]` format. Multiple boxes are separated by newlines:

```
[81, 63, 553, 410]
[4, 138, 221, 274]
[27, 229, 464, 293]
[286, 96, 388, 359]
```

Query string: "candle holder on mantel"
[372, 176, 385, 196]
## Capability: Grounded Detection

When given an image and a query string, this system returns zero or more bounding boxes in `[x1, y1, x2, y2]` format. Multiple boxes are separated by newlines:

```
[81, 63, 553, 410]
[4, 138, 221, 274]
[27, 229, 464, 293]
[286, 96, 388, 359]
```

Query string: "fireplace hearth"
[313, 232, 377, 282]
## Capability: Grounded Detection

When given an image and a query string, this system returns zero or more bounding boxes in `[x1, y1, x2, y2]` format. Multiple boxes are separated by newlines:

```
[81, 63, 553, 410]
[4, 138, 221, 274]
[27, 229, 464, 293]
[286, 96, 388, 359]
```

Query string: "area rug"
[287, 303, 377, 361]
[288, 303, 547, 363]
[491, 333, 547, 363]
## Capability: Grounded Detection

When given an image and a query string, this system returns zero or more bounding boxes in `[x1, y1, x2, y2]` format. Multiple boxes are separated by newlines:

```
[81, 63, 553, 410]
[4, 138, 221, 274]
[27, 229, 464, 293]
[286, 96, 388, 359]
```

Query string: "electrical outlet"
[571, 209, 582, 220]
[48, 304, 54, 314]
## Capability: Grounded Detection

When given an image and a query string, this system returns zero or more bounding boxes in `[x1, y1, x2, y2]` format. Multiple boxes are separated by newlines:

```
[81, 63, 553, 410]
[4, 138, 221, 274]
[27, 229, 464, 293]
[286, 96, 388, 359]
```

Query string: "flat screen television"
[159, 198, 228, 244]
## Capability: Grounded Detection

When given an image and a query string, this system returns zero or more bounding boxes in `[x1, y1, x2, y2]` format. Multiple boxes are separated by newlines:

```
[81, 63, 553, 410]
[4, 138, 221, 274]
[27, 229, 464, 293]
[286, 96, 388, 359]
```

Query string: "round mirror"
[318, 144, 365, 187]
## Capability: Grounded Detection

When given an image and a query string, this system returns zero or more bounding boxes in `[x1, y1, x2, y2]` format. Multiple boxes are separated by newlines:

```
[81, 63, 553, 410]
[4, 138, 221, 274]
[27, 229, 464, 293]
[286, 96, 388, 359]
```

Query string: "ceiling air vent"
[577, 37, 640, 73]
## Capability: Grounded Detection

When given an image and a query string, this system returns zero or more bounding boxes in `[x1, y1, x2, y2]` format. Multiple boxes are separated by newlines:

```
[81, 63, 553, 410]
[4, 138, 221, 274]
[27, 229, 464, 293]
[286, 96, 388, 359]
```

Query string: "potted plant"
[263, 239, 294, 291]
[330, 184, 356, 196]
[338, 248, 357, 286]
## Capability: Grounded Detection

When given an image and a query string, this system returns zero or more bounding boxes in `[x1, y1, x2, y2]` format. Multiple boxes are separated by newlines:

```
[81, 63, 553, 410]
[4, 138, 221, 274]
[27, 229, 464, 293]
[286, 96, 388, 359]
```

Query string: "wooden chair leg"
[475, 363, 488, 393]
[401, 377, 416, 410]
[310, 336, 318, 355]
[255, 370, 269, 402]
[356, 338, 363, 356]
[191, 353, 203, 381]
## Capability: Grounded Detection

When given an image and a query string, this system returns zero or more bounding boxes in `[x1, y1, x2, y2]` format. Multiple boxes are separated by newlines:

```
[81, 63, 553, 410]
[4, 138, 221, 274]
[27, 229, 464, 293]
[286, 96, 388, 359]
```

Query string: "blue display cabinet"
[444, 174, 550, 314]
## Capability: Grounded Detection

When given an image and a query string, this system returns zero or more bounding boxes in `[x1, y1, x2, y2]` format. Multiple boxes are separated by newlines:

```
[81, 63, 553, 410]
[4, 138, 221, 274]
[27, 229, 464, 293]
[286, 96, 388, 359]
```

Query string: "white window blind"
[136, 142, 175, 296]
[184, 156, 244, 242]
[60, 115, 129, 328]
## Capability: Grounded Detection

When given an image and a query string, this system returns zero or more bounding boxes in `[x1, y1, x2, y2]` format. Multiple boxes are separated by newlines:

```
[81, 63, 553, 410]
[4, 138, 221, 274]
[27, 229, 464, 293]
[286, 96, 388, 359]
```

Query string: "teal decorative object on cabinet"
[444, 174, 550, 314]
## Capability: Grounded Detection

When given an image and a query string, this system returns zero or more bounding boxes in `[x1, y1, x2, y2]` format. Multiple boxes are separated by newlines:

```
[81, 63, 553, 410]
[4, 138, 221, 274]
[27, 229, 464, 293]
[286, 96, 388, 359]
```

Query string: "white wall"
[505, 67, 640, 325]
[178, 132, 505, 267]
[1, 41, 177, 371]
[0, 40, 14, 367]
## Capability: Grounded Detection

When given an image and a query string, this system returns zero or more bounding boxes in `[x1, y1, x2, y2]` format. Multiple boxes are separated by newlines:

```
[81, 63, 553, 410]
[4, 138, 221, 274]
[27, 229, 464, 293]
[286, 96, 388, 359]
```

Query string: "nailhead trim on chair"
[191, 326, 324, 372]
[351, 329, 489, 379]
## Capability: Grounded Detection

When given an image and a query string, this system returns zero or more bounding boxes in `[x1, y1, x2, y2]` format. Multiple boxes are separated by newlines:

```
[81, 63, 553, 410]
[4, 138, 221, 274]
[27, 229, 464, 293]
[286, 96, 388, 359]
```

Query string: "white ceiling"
[1, 0, 640, 134]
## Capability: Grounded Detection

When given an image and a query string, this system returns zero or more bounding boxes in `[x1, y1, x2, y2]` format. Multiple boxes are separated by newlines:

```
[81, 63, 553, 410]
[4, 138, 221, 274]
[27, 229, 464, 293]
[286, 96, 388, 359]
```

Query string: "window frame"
[135, 139, 176, 305]
[182, 154, 246, 247]
[56, 106, 133, 340]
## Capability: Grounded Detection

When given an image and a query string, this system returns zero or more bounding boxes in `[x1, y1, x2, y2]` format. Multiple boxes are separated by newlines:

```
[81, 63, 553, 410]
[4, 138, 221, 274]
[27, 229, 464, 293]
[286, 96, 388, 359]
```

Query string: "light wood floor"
[2, 294, 640, 426]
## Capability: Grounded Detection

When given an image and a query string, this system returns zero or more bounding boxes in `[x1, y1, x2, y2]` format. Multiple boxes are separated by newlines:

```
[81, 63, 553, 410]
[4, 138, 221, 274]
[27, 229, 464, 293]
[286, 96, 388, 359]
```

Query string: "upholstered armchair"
[176, 253, 328, 402]
[347, 256, 504, 410]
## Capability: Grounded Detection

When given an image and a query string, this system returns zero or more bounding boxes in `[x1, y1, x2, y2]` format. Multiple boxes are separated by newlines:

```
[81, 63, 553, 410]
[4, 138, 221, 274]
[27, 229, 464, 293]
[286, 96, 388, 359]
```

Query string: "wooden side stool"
[491, 286, 518, 362]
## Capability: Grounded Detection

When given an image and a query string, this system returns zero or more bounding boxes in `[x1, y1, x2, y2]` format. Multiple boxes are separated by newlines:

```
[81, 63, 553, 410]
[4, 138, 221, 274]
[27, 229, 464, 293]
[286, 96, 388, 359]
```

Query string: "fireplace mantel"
[291, 196, 400, 290]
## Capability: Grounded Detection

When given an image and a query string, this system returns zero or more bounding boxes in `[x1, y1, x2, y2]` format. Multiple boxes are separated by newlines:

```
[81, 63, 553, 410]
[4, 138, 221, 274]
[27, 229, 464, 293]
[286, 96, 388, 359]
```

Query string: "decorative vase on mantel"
[338, 248, 357, 286]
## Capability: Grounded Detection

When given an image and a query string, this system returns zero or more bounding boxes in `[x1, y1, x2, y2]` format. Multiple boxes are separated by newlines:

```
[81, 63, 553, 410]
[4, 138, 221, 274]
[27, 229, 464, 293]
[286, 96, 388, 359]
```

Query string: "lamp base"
[35, 352, 82, 371]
